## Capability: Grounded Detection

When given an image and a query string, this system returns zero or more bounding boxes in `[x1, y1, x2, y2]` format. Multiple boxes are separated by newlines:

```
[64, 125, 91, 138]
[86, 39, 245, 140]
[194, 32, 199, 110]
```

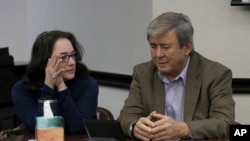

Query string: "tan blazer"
[118, 52, 235, 139]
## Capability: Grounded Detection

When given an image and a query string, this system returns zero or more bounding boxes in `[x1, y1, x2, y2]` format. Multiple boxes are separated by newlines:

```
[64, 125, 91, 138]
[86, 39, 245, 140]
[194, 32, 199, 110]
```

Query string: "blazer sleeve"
[186, 67, 235, 139]
[118, 65, 146, 137]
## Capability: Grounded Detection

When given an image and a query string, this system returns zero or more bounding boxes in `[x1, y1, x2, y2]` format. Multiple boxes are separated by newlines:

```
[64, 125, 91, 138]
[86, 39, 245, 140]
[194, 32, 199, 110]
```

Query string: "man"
[118, 12, 235, 140]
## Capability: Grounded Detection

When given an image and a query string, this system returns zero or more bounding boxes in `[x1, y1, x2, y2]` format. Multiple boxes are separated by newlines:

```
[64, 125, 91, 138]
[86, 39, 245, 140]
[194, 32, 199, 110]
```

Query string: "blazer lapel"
[151, 71, 165, 115]
[184, 52, 201, 121]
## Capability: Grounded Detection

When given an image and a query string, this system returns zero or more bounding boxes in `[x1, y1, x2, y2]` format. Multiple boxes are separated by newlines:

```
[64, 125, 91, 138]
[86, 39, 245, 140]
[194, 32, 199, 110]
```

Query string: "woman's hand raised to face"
[44, 54, 65, 89]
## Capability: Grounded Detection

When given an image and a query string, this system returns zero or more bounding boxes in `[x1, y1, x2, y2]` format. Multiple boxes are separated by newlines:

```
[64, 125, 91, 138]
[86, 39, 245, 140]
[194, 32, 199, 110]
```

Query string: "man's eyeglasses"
[59, 52, 77, 63]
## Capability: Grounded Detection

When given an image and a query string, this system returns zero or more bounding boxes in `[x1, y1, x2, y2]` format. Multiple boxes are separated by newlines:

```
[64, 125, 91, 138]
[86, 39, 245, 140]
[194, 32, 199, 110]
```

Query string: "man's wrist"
[181, 122, 191, 139]
[128, 121, 137, 138]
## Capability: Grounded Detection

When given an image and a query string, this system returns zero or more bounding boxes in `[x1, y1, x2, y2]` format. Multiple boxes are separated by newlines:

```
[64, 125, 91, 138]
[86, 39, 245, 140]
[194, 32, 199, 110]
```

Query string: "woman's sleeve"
[12, 81, 59, 133]
[57, 76, 99, 134]
[11, 81, 40, 133]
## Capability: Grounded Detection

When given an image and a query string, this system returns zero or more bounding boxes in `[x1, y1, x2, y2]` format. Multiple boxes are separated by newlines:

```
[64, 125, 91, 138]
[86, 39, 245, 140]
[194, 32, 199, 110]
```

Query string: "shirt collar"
[158, 57, 190, 85]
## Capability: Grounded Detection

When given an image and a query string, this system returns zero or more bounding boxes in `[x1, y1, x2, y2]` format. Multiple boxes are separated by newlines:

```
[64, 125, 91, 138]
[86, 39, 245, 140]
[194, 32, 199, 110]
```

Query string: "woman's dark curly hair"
[26, 30, 88, 91]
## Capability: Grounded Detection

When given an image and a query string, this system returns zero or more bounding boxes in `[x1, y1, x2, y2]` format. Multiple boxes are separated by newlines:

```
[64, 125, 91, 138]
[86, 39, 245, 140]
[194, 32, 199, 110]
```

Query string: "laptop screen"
[83, 120, 125, 141]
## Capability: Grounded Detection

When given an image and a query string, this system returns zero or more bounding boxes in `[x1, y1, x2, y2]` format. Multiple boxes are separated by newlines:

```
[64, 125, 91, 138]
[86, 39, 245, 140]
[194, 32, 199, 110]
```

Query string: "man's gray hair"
[147, 12, 194, 48]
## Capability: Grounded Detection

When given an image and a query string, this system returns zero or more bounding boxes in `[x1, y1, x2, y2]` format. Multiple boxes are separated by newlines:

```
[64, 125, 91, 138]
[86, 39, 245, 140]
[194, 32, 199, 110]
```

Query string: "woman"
[11, 30, 98, 134]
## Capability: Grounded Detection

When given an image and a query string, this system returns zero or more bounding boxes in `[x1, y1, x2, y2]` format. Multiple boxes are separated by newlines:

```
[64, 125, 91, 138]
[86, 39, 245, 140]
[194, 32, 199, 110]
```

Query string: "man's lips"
[157, 61, 167, 64]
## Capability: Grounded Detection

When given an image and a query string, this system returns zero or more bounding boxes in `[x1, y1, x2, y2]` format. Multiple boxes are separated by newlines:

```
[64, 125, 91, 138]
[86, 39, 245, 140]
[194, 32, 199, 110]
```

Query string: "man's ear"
[184, 41, 193, 56]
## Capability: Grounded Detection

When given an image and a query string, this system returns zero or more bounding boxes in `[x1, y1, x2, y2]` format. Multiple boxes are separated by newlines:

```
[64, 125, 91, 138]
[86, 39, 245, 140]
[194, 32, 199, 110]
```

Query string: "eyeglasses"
[59, 52, 77, 63]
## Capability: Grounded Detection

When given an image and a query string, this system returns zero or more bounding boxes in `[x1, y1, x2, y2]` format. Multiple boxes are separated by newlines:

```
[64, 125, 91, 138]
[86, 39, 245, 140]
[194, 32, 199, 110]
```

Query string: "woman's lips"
[65, 69, 75, 73]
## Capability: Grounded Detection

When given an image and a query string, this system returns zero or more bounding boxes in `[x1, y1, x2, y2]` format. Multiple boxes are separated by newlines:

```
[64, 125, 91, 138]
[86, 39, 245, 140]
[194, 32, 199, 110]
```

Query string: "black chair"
[0, 47, 15, 107]
[97, 107, 114, 120]
[0, 47, 17, 131]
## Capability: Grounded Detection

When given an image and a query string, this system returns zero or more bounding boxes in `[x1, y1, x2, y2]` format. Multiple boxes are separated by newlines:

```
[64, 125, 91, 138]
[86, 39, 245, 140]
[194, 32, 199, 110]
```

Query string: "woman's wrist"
[57, 82, 67, 91]
[44, 80, 54, 89]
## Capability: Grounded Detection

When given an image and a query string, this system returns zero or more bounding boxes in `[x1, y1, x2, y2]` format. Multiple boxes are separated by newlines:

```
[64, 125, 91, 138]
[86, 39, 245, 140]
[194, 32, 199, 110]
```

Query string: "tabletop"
[0, 134, 229, 141]
[1, 134, 85, 141]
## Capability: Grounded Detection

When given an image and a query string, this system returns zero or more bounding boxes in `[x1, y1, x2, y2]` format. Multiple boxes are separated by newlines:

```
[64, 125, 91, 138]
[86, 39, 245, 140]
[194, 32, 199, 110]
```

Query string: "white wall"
[233, 94, 250, 124]
[1, 0, 152, 75]
[153, 0, 250, 78]
[98, 86, 129, 119]
[0, 0, 29, 61]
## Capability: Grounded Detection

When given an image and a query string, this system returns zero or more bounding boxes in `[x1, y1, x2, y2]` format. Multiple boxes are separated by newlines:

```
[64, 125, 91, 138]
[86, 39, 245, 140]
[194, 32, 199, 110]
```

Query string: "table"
[1, 134, 229, 141]
[1, 134, 85, 141]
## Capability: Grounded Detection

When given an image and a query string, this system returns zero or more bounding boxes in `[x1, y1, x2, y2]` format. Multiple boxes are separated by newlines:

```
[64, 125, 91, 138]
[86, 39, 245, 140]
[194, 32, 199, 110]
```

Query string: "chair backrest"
[97, 107, 114, 120]
[0, 47, 16, 106]
[0, 47, 17, 131]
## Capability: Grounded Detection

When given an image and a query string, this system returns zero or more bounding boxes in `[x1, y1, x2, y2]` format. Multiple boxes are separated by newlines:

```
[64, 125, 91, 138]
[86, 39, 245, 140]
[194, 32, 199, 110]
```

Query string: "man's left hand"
[150, 113, 190, 140]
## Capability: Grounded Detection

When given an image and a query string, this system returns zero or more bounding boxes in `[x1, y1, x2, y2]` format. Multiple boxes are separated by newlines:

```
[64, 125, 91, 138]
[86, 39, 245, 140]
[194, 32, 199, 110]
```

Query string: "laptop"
[83, 120, 125, 141]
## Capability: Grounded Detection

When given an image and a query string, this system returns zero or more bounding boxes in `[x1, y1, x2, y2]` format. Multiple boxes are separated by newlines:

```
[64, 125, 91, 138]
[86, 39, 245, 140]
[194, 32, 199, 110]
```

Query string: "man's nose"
[155, 47, 164, 57]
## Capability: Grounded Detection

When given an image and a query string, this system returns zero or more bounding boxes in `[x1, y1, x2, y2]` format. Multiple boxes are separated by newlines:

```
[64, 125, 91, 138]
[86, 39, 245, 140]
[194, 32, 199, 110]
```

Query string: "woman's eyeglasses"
[59, 52, 77, 63]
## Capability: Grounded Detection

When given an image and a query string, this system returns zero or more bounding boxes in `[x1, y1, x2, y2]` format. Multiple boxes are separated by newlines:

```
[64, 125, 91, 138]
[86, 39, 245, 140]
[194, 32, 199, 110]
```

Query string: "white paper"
[43, 100, 54, 118]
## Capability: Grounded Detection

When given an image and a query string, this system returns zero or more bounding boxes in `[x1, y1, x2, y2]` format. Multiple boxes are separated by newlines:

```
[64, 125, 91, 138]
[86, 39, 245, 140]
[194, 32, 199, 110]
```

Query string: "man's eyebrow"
[149, 43, 157, 45]
[159, 43, 171, 46]
[149, 43, 170, 45]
